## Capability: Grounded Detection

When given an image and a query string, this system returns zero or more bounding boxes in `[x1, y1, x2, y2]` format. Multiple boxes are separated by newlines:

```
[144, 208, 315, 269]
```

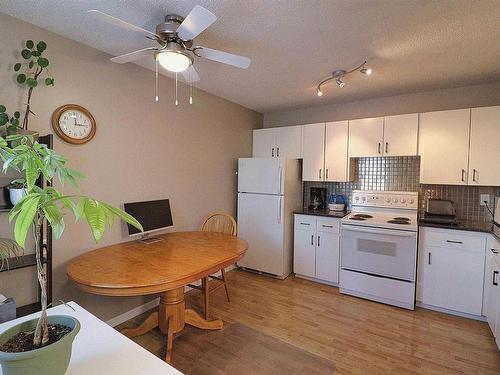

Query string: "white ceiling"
[1, 0, 499, 113]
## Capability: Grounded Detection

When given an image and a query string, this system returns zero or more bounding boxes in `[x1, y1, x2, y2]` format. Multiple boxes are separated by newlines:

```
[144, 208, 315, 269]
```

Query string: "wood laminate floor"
[118, 269, 500, 374]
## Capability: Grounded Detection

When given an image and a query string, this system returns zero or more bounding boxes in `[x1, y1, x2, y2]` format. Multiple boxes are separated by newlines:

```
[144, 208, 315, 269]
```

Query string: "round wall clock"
[51, 104, 96, 144]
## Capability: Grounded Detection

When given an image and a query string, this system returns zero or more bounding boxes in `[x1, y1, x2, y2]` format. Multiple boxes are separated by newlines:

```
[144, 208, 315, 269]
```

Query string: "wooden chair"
[189, 211, 237, 319]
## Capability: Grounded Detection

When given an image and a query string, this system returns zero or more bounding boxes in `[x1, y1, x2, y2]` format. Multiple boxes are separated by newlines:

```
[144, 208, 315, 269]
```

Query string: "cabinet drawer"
[295, 215, 316, 231]
[422, 228, 486, 251]
[317, 218, 340, 234]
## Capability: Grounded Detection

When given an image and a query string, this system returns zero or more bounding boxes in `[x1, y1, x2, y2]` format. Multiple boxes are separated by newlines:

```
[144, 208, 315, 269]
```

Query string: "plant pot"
[8, 189, 26, 206]
[0, 315, 80, 375]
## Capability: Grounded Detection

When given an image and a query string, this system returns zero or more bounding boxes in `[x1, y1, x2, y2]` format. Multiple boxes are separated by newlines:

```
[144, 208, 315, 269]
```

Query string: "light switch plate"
[480, 194, 490, 206]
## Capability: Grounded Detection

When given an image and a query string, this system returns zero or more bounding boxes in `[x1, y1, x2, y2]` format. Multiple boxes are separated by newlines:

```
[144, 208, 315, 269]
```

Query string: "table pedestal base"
[120, 287, 223, 362]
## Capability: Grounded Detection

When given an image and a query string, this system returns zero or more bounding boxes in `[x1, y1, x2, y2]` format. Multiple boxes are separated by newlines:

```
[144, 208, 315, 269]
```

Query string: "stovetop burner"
[393, 217, 411, 221]
[352, 214, 373, 219]
[349, 217, 367, 221]
[387, 220, 411, 224]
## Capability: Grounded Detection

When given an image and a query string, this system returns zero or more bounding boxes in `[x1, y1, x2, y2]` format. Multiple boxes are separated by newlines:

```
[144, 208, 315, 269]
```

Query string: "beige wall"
[0, 14, 262, 320]
[264, 81, 500, 127]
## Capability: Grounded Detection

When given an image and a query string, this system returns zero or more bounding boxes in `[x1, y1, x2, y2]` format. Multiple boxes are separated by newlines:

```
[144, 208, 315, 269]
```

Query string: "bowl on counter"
[328, 203, 345, 211]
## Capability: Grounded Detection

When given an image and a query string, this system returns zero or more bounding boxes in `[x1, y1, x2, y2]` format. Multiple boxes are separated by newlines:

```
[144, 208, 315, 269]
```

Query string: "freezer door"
[238, 158, 284, 195]
[237, 193, 284, 276]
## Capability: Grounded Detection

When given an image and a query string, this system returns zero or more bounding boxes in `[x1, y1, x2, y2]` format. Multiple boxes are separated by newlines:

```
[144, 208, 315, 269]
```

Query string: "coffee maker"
[309, 187, 327, 210]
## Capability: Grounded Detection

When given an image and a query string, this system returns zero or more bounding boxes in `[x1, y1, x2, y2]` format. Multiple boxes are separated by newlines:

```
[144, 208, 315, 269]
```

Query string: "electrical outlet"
[480, 194, 490, 206]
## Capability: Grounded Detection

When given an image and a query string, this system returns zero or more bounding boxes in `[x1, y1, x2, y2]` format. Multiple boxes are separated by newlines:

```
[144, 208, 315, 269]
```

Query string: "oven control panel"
[351, 190, 418, 209]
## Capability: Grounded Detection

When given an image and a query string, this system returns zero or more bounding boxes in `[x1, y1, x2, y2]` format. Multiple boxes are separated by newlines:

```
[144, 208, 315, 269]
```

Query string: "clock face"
[52, 104, 96, 144]
[58, 110, 93, 139]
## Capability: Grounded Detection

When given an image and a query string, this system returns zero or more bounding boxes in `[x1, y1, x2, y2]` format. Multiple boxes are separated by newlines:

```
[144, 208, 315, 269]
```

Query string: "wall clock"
[51, 104, 96, 144]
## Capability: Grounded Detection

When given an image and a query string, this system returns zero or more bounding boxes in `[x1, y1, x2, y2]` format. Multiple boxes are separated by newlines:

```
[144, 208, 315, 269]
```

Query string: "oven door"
[341, 224, 417, 281]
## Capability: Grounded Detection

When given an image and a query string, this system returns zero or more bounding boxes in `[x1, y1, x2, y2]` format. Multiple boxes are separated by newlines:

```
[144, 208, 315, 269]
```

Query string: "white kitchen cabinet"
[419, 227, 486, 316]
[469, 106, 500, 186]
[419, 109, 471, 185]
[294, 215, 340, 284]
[383, 113, 418, 156]
[302, 123, 326, 181]
[252, 126, 302, 158]
[325, 121, 350, 182]
[348, 117, 384, 157]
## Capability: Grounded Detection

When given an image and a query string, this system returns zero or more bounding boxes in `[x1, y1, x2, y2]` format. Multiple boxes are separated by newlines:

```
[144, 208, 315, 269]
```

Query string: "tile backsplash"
[303, 156, 500, 223]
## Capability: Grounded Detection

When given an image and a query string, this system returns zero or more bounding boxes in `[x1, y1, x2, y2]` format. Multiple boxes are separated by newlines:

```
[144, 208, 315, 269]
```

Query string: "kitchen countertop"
[419, 219, 499, 239]
[294, 208, 349, 218]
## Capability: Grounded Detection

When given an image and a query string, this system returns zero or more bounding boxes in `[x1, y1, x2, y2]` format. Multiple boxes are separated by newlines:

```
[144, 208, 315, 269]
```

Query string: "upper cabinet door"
[469, 106, 500, 186]
[252, 128, 276, 157]
[348, 117, 384, 157]
[383, 114, 418, 156]
[419, 109, 471, 185]
[325, 121, 350, 182]
[275, 125, 302, 159]
[302, 123, 325, 181]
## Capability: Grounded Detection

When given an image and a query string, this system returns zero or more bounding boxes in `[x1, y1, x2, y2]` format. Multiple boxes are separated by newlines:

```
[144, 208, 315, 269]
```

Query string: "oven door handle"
[342, 226, 416, 237]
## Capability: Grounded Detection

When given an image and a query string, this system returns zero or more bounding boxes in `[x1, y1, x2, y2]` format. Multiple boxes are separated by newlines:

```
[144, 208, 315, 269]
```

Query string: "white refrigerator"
[237, 157, 302, 279]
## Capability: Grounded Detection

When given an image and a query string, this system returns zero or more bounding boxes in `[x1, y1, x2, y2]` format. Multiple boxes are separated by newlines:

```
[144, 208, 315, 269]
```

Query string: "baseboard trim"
[105, 264, 236, 327]
[416, 301, 486, 322]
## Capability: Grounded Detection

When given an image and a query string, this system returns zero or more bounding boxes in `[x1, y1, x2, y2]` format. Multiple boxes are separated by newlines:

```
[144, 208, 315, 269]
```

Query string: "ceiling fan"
[87, 5, 251, 85]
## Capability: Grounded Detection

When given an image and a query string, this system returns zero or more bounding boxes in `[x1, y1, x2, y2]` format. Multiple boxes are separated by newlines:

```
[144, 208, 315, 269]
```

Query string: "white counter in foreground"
[0, 301, 183, 375]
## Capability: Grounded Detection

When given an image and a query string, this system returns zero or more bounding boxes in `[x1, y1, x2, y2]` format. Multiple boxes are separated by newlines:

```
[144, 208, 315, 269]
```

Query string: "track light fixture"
[316, 60, 372, 97]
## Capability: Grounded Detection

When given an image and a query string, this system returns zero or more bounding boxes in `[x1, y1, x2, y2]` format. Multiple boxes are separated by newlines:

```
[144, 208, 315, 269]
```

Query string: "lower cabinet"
[418, 227, 486, 316]
[294, 214, 340, 284]
[485, 235, 500, 350]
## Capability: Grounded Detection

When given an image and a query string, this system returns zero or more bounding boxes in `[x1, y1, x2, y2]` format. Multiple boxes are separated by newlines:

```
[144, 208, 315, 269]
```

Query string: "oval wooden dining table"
[67, 231, 248, 362]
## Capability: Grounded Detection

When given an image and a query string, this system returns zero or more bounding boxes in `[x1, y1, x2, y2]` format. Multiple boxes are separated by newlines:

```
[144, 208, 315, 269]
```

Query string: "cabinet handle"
[326, 169, 329, 179]
[322, 225, 333, 228]
[446, 240, 463, 244]
[385, 142, 388, 154]
[378, 142, 381, 154]
[319, 169, 322, 179]
[428, 252, 431, 265]
[271, 148, 274, 157]
[311, 234, 314, 246]
[300, 222, 311, 226]
[472, 169, 477, 182]
[461, 169, 466, 182]
[494, 271, 499, 286]
[492, 248, 499, 254]
[317, 236, 321, 247]
[277, 147, 280, 157]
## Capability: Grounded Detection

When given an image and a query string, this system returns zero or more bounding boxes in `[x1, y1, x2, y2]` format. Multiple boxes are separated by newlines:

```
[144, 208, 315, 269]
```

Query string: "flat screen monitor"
[124, 199, 173, 236]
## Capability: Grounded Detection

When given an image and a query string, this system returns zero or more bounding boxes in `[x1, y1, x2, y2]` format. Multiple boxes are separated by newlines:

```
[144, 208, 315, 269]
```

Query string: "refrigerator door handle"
[278, 166, 283, 195]
[277, 196, 282, 224]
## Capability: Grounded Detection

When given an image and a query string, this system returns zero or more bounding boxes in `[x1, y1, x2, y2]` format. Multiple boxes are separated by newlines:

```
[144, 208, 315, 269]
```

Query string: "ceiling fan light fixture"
[156, 50, 192, 73]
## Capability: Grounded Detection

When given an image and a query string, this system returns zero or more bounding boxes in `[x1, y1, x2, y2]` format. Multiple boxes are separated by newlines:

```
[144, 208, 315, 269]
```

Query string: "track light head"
[360, 64, 372, 75]
[336, 79, 345, 88]
[316, 88, 324, 97]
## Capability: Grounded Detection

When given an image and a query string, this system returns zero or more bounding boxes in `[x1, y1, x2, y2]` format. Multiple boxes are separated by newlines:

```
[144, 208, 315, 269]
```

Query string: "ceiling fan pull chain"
[175, 72, 179, 106]
[189, 66, 193, 104]
[155, 58, 159, 102]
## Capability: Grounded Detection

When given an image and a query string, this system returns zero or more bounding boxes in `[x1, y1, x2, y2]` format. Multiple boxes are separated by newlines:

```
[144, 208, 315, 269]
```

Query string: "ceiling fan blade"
[86, 10, 160, 39]
[110, 47, 158, 64]
[177, 5, 216, 41]
[196, 47, 251, 69]
[181, 66, 201, 82]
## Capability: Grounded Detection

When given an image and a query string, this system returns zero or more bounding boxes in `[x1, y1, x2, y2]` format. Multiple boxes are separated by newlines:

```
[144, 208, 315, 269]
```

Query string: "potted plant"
[6, 179, 26, 207]
[0, 134, 143, 375]
[0, 40, 54, 137]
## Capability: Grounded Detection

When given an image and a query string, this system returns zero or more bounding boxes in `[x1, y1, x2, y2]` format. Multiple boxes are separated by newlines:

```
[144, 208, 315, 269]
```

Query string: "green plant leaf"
[36, 41, 47, 52]
[14, 111, 20, 119]
[0, 105, 6, 113]
[42, 204, 65, 239]
[45, 78, 52, 86]
[100, 201, 143, 233]
[37, 58, 49, 68]
[0, 113, 8, 126]
[26, 40, 34, 49]
[25, 154, 40, 191]
[14, 63, 21, 72]
[26, 78, 38, 88]
[13, 195, 41, 248]
[17, 74, 26, 84]
[29, 61, 34, 69]
[21, 49, 31, 59]
[31, 50, 41, 57]
[81, 198, 106, 242]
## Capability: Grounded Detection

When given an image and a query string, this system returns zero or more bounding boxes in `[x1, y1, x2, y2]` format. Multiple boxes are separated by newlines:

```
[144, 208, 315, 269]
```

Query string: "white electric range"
[340, 190, 419, 310]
